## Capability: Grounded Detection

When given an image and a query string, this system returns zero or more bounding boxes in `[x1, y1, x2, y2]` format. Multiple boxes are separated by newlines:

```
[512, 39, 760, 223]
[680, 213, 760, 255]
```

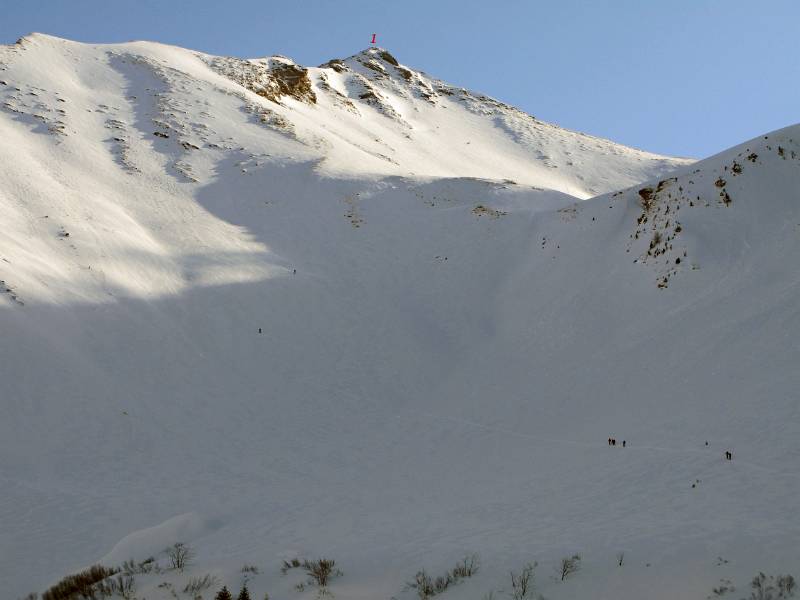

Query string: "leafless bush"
[279, 556, 341, 588]
[121, 556, 156, 576]
[241, 564, 260, 574]
[649, 231, 662, 250]
[280, 558, 302, 574]
[749, 572, 796, 599]
[99, 574, 136, 600]
[120, 559, 136, 576]
[750, 572, 774, 600]
[406, 555, 480, 599]
[303, 558, 342, 587]
[509, 562, 537, 600]
[451, 554, 479, 579]
[407, 570, 436, 600]
[166, 542, 195, 571]
[711, 578, 735, 596]
[559, 554, 581, 581]
[777, 575, 796, 597]
[184, 574, 220, 595]
[42, 565, 118, 600]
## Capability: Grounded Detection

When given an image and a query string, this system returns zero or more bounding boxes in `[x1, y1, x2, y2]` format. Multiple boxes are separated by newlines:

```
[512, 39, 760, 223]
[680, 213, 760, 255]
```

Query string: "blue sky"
[2, 0, 798, 158]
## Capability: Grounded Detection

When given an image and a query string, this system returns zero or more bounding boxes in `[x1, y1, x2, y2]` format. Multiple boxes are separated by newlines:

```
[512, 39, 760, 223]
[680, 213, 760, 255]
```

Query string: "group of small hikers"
[607, 437, 733, 460]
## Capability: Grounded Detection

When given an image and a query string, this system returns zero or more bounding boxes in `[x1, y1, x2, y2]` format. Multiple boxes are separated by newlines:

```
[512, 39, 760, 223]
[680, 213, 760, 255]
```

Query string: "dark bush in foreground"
[41, 565, 117, 600]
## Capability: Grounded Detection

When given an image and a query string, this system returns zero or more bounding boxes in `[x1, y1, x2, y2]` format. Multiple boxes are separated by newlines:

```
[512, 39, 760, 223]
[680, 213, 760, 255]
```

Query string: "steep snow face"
[2, 33, 800, 600]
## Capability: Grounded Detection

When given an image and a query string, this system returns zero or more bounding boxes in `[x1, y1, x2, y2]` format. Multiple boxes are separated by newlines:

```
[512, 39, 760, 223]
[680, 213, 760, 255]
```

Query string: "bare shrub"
[121, 556, 156, 576]
[42, 565, 118, 600]
[280, 558, 302, 574]
[303, 558, 342, 587]
[750, 572, 774, 600]
[451, 554, 480, 579]
[559, 554, 581, 581]
[509, 562, 537, 600]
[241, 564, 260, 574]
[407, 570, 436, 600]
[777, 575, 796, 597]
[749, 572, 796, 599]
[109, 574, 136, 600]
[649, 231, 662, 250]
[711, 578, 734, 596]
[121, 559, 137, 576]
[406, 554, 480, 599]
[431, 573, 452, 595]
[166, 542, 195, 571]
[184, 574, 220, 595]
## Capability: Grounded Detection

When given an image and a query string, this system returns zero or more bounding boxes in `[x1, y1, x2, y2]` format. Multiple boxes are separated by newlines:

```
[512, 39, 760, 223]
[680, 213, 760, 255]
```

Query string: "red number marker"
[371, 33, 377, 44]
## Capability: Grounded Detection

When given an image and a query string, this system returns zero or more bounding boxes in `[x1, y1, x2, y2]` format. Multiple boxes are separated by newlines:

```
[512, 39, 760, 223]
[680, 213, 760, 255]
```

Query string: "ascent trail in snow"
[390, 404, 797, 481]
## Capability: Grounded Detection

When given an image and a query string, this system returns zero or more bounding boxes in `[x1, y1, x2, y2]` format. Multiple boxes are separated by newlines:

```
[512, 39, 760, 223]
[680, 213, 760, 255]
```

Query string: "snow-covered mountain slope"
[2, 33, 800, 600]
[0, 34, 688, 199]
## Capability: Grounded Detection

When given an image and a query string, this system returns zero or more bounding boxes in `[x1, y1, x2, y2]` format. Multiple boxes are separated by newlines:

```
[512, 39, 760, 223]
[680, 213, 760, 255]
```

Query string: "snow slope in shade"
[2, 33, 800, 600]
